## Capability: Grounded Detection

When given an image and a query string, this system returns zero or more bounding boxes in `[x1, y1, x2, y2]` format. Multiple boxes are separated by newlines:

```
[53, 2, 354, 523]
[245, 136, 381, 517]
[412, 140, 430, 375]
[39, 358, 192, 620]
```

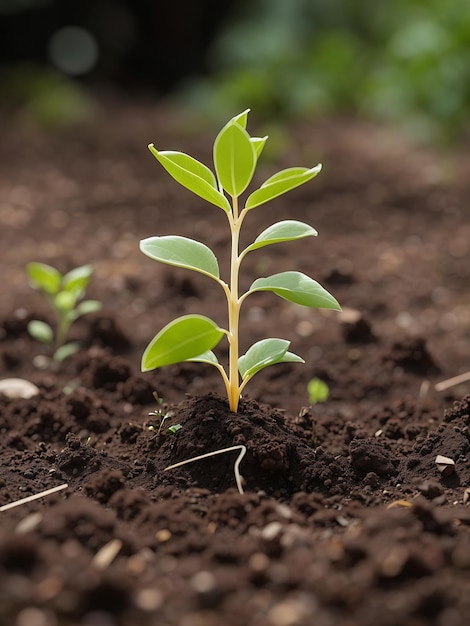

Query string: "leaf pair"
[140, 219, 319, 281]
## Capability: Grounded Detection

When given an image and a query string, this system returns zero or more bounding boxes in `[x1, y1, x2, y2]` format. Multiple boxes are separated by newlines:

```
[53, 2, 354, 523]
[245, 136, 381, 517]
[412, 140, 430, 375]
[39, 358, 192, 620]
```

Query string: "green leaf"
[27, 262, 61, 295]
[307, 378, 330, 405]
[251, 136, 268, 159]
[245, 165, 322, 210]
[281, 351, 306, 365]
[54, 342, 81, 362]
[167, 424, 182, 434]
[62, 264, 93, 294]
[140, 236, 220, 280]
[27, 320, 53, 344]
[142, 315, 224, 372]
[186, 350, 219, 365]
[231, 109, 250, 129]
[213, 120, 256, 197]
[249, 272, 341, 310]
[238, 338, 304, 380]
[243, 220, 317, 255]
[148, 146, 231, 213]
[76, 300, 102, 316]
[54, 291, 77, 311]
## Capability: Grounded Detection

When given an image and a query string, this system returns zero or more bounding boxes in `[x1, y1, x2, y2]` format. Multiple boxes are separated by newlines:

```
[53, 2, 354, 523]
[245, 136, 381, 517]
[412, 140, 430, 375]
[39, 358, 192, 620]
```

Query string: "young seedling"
[140, 109, 341, 412]
[26, 262, 102, 362]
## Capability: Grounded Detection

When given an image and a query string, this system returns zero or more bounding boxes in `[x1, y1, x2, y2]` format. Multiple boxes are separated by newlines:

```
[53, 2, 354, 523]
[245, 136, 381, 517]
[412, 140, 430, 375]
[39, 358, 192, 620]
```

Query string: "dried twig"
[0, 483, 68, 512]
[92, 539, 123, 570]
[165, 445, 247, 494]
[435, 371, 470, 392]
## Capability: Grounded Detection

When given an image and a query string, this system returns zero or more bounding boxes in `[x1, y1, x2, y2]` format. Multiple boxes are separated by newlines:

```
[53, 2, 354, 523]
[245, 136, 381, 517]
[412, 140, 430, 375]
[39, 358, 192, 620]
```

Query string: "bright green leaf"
[148, 146, 231, 212]
[27, 320, 53, 344]
[54, 291, 77, 311]
[249, 272, 341, 310]
[152, 149, 217, 187]
[213, 121, 256, 197]
[238, 338, 304, 380]
[54, 342, 81, 362]
[140, 236, 220, 280]
[142, 315, 224, 372]
[76, 300, 102, 316]
[231, 109, 250, 129]
[307, 377, 330, 405]
[62, 264, 93, 294]
[281, 351, 306, 365]
[251, 136, 268, 159]
[243, 220, 317, 256]
[27, 262, 61, 295]
[167, 424, 182, 434]
[245, 165, 322, 210]
[186, 350, 219, 365]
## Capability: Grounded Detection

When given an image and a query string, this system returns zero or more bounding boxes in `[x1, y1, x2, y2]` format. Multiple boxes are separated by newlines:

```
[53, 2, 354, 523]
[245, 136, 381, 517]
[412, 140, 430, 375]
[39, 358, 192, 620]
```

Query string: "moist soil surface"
[1, 103, 470, 626]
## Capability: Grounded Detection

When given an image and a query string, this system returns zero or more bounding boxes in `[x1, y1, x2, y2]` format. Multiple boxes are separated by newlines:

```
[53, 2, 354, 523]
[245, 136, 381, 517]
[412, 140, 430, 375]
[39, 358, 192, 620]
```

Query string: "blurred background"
[1, 0, 469, 143]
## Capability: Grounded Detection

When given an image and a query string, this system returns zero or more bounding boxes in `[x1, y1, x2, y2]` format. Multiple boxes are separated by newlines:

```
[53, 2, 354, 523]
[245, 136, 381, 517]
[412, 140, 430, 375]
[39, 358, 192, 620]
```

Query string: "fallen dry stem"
[0, 483, 68, 512]
[435, 371, 470, 392]
[165, 445, 247, 494]
[91, 539, 123, 570]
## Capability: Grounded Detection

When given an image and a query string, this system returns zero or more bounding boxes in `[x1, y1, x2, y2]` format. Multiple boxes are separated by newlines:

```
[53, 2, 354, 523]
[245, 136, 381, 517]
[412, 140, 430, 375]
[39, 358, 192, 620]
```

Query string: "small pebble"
[435, 455, 455, 476]
[0, 378, 40, 399]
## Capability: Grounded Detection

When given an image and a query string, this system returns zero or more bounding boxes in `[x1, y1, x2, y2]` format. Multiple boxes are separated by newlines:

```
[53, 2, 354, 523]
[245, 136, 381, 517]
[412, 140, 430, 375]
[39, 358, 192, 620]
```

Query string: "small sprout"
[147, 392, 180, 436]
[148, 391, 164, 418]
[141, 110, 341, 412]
[307, 377, 330, 405]
[26, 262, 101, 361]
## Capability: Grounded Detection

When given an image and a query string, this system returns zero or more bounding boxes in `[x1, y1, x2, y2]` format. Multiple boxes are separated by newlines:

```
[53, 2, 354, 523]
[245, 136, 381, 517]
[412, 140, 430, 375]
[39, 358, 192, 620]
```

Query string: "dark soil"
[1, 102, 470, 626]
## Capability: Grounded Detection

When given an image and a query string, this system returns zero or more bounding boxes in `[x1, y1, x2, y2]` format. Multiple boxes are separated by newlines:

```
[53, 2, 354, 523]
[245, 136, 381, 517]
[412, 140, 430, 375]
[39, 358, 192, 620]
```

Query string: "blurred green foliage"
[0, 64, 95, 129]
[182, 0, 470, 143]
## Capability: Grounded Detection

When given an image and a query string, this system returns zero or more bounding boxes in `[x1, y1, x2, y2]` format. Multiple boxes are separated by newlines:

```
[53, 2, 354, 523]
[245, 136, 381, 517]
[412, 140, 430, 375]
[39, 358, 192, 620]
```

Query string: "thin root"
[165, 445, 247, 494]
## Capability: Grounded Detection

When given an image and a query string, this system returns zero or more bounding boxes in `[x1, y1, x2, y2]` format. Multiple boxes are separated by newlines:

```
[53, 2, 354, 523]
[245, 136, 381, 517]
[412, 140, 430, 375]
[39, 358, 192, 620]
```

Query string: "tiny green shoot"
[307, 377, 330, 405]
[148, 392, 182, 436]
[141, 110, 341, 412]
[26, 262, 102, 361]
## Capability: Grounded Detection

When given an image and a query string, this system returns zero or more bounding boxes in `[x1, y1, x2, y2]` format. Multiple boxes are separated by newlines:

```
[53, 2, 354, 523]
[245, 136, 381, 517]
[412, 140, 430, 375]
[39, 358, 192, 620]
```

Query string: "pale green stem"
[213, 361, 231, 399]
[226, 194, 250, 412]
[56, 313, 71, 350]
[47, 293, 71, 351]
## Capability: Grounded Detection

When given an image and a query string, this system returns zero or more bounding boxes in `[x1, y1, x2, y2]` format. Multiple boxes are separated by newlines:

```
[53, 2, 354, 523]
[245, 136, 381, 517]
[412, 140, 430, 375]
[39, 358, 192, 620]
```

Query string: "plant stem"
[227, 195, 242, 412]
[55, 313, 70, 351]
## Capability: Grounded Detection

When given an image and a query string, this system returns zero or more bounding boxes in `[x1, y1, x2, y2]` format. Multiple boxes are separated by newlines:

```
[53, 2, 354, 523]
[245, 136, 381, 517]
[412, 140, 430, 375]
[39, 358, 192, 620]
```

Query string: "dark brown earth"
[1, 102, 470, 626]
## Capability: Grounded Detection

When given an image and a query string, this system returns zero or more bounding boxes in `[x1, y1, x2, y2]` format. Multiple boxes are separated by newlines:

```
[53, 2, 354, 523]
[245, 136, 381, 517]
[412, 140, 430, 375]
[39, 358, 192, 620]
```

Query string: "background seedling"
[307, 377, 330, 405]
[140, 109, 341, 412]
[27, 262, 101, 362]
